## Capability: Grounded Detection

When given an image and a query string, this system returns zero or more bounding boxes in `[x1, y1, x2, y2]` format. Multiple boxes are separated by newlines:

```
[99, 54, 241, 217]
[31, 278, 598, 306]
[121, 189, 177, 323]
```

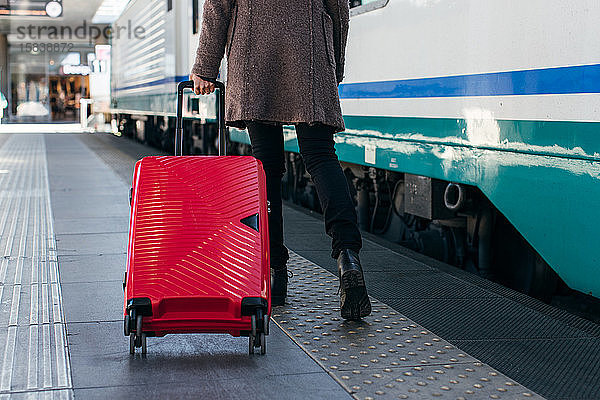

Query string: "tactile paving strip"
[272, 252, 544, 400]
[0, 135, 72, 399]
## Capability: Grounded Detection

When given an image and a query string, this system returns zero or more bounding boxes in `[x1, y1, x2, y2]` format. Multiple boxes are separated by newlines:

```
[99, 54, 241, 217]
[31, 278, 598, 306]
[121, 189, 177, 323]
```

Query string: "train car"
[110, 0, 600, 302]
[110, 0, 219, 153]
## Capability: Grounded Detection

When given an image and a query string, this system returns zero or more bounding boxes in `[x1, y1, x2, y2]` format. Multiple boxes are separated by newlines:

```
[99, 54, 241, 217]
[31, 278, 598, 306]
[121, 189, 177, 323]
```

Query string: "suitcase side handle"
[175, 78, 226, 156]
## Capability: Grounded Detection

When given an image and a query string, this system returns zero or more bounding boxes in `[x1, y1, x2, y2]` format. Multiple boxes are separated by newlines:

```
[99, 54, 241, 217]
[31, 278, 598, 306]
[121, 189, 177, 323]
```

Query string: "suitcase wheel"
[259, 332, 266, 355]
[136, 313, 142, 337]
[141, 333, 147, 354]
[128, 312, 147, 355]
[129, 333, 135, 354]
[248, 309, 267, 355]
[248, 332, 255, 355]
[249, 332, 266, 355]
[263, 313, 269, 336]
[124, 314, 130, 336]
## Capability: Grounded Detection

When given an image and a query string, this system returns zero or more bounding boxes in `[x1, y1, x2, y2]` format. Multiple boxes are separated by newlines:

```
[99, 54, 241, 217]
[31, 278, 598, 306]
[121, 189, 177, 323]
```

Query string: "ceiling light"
[45, 1, 63, 18]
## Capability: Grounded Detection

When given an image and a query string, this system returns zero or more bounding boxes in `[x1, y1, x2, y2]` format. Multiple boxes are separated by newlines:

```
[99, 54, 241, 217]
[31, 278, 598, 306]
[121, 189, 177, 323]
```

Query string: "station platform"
[0, 125, 598, 399]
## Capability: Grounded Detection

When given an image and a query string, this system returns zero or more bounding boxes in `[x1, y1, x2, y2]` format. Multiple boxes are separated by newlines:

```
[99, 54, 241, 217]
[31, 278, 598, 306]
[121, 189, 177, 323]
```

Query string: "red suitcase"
[123, 80, 270, 355]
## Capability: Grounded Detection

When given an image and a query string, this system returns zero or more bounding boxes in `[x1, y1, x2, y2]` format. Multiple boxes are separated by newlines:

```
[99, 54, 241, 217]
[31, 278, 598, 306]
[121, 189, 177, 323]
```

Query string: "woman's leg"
[246, 121, 289, 269]
[295, 123, 371, 320]
[294, 123, 362, 257]
[246, 121, 290, 306]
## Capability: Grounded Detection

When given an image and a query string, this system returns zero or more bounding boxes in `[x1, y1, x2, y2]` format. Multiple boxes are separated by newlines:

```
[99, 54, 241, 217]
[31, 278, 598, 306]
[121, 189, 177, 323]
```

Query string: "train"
[110, 0, 600, 302]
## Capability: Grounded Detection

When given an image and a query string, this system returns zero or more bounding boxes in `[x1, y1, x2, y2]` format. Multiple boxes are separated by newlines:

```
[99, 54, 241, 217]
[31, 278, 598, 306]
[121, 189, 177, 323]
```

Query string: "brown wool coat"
[191, 0, 349, 132]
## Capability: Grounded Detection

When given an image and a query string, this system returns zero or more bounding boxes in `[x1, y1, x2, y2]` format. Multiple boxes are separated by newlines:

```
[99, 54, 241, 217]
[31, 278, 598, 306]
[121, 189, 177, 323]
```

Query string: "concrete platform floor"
[45, 132, 352, 400]
[0, 127, 597, 399]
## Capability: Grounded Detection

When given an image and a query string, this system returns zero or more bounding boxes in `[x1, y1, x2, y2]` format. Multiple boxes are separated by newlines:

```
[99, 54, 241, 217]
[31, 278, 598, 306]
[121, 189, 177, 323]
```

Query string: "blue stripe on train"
[113, 64, 600, 98]
[338, 64, 600, 99]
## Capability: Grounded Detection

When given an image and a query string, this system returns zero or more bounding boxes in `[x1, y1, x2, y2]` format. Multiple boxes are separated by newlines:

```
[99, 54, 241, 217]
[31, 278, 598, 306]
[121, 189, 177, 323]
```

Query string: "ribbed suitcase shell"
[124, 155, 270, 337]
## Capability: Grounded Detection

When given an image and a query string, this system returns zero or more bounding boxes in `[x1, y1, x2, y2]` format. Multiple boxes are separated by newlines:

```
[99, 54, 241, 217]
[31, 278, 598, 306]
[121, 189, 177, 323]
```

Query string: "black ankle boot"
[271, 268, 288, 306]
[337, 249, 371, 320]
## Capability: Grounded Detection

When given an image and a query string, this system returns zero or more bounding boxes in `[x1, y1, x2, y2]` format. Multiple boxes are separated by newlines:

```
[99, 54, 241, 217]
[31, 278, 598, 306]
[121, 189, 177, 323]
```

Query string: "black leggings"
[246, 121, 362, 269]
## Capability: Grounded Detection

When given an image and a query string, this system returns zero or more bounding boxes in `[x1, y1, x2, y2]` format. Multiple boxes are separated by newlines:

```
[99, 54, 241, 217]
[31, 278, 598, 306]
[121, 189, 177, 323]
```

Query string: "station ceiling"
[2, 0, 109, 75]
[1, 0, 105, 36]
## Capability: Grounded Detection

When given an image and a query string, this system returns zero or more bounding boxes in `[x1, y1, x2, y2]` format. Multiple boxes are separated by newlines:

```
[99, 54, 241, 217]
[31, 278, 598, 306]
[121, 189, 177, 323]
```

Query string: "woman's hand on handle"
[190, 74, 216, 95]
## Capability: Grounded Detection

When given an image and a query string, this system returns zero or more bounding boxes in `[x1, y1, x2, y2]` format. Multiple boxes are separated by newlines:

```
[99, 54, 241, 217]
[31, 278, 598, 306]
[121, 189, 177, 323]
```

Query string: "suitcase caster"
[129, 333, 135, 354]
[249, 332, 266, 355]
[141, 333, 147, 354]
[248, 334, 254, 355]
[124, 309, 137, 336]
[129, 333, 147, 354]
[248, 311, 267, 355]
[124, 314, 130, 336]
[124, 308, 135, 336]
[128, 313, 147, 354]
[259, 332, 266, 355]
[263, 313, 270, 336]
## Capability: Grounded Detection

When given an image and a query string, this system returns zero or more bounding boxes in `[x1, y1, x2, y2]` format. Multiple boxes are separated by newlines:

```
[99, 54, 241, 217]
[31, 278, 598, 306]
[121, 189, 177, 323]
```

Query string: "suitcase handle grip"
[175, 78, 226, 156]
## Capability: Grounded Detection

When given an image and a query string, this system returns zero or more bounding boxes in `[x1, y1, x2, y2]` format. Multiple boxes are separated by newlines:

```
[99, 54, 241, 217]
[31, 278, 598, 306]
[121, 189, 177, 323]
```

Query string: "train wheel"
[493, 216, 558, 302]
[527, 253, 559, 303]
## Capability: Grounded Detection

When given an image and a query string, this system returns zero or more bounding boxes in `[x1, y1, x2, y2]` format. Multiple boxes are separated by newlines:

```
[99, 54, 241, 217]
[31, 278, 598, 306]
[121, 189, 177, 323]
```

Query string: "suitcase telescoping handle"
[175, 78, 226, 156]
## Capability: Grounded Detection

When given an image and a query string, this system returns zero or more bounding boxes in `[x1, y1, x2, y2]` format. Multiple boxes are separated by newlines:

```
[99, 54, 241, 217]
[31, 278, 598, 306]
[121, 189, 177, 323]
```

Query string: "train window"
[350, 0, 388, 16]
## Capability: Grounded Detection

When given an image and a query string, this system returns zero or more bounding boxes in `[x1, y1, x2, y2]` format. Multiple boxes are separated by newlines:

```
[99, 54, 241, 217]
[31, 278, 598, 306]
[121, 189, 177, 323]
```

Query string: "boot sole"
[340, 270, 371, 321]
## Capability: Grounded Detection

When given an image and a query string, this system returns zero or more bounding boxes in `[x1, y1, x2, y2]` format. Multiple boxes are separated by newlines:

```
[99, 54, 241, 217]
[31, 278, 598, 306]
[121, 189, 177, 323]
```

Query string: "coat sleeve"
[324, 0, 350, 83]
[190, 0, 234, 79]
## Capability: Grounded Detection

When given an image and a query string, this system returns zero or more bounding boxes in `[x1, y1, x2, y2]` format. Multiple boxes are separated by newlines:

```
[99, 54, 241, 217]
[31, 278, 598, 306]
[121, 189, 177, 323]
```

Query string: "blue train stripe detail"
[338, 64, 600, 99]
[114, 64, 600, 97]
